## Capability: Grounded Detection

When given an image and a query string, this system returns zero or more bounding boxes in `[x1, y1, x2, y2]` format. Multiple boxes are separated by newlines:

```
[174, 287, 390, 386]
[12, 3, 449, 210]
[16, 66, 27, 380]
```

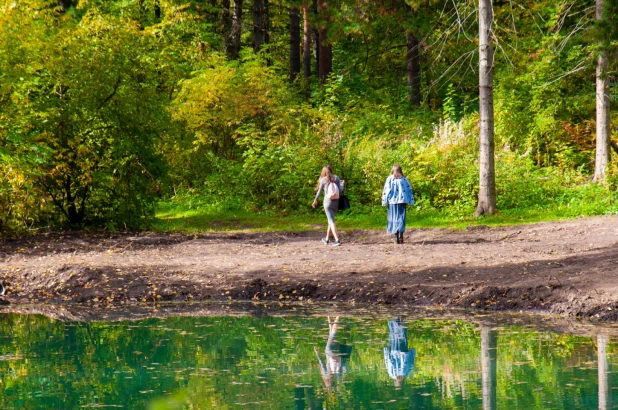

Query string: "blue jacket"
[382, 175, 414, 206]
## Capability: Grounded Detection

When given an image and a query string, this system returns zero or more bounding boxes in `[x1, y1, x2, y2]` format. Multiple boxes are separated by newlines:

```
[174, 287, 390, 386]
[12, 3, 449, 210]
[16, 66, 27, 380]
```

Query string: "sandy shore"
[1, 215, 618, 320]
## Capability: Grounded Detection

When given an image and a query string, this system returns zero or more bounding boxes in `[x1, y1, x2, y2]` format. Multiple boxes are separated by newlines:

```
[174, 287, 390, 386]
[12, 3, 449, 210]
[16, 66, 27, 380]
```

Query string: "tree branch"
[98, 77, 122, 109]
[38, 177, 69, 219]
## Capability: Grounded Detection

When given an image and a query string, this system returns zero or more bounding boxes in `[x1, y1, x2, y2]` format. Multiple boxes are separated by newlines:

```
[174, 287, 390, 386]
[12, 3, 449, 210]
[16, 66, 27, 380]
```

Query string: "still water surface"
[0, 310, 616, 409]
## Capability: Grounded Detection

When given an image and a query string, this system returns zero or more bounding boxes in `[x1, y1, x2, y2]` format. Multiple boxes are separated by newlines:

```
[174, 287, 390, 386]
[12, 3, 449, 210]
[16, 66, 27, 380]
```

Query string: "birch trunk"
[475, 0, 497, 216]
[594, 0, 611, 182]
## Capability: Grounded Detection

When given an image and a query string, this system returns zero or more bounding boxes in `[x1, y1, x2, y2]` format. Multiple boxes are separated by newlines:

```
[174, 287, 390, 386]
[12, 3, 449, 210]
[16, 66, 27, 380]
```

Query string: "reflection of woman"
[381, 164, 414, 244]
[384, 319, 415, 387]
[314, 316, 352, 389]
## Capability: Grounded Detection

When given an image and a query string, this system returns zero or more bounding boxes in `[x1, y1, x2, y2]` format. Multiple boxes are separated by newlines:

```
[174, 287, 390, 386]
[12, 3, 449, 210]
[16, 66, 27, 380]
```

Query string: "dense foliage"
[0, 0, 617, 232]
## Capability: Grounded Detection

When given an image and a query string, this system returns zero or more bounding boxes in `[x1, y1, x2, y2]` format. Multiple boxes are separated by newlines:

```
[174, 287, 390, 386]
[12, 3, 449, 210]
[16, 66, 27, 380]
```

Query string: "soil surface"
[2, 215, 618, 320]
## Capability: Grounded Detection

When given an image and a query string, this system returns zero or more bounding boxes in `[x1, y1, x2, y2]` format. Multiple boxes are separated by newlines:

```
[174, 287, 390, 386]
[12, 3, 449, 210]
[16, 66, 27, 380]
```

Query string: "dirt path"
[2, 215, 618, 320]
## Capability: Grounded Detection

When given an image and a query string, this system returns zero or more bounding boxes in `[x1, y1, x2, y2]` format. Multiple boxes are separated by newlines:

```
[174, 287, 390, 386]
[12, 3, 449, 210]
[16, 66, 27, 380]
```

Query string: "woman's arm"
[313, 177, 325, 206]
[381, 176, 392, 206]
[404, 177, 415, 205]
[315, 346, 328, 376]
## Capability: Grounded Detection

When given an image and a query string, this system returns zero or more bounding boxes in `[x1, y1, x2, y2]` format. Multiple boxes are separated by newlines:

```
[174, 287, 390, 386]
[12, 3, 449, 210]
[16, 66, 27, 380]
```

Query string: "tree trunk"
[303, 6, 312, 81]
[406, 32, 421, 106]
[405, 3, 421, 106]
[264, 0, 270, 46]
[290, 7, 301, 82]
[228, 0, 243, 60]
[221, 0, 231, 46]
[206, 0, 219, 27]
[154, 0, 161, 19]
[317, 0, 332, 82]
[253, 0, 266, 52]
[58, 0, 71, 12]
[138, 0, 145, 27]
[594, 0, 611, 182]
[475, 0, 497, 216]
[313, 27, 320, 78]
[64, 175, 85, 225]
[481, 326, 497, 410]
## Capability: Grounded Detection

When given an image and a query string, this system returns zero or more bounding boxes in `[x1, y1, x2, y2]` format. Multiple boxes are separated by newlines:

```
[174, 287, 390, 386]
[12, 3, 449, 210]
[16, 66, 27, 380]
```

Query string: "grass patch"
[152, 194, 618, 233]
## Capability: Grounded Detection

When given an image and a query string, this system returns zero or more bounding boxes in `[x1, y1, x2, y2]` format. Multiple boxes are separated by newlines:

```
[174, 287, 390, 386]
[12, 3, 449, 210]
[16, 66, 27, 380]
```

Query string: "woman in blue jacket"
[381, 164, 414, 244]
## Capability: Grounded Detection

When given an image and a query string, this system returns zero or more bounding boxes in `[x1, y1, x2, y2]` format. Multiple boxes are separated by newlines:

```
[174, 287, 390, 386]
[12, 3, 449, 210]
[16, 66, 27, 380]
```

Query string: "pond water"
[0, 309, 616, 409]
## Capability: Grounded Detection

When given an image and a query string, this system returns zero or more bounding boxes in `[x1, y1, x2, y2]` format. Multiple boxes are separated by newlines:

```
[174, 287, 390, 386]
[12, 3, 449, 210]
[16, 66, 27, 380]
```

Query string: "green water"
[0, 310, 615, 409]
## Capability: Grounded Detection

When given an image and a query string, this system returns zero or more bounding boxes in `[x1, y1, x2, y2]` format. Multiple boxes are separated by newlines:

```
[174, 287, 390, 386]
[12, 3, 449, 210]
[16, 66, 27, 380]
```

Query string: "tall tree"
[229, 0, 243, 60]
[316, 0, 332, 81]
[290, 6, 301, 82]
[475, 0, 497, 216]
[0, 4, 171, 228]
[303, 5, 311, 81]
[253, 0, 269, 52]
[593, 0, 611, 182]
[406, 5, 421, 106]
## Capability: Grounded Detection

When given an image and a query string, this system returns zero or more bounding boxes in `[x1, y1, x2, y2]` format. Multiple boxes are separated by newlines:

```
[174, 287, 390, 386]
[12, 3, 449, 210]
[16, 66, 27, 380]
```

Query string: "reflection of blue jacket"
[382, 176, 414, 206]
[384, 348, 415, 379]
[384, 320, 415, 379]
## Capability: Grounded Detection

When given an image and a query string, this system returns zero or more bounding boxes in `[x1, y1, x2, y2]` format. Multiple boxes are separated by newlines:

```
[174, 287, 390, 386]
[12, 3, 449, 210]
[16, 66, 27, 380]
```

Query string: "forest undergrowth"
[1, 0, 617, 235]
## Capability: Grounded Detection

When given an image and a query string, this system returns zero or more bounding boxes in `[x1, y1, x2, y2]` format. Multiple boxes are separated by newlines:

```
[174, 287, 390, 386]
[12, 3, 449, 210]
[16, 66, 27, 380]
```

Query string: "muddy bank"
[1, 215, 618, 320]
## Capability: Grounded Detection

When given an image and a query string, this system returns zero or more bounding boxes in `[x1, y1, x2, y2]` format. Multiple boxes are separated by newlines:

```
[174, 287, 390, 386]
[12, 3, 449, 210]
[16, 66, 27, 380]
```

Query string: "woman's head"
[391, 164, 404, 178]
[315, 165, 334, 190]
[319, 165, 334, 181]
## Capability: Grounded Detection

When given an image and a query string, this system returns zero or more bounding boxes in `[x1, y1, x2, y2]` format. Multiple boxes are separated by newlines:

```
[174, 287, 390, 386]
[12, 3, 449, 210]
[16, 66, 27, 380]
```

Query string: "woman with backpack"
[381, 164, 414, 244]
[312, 165, 342, 246]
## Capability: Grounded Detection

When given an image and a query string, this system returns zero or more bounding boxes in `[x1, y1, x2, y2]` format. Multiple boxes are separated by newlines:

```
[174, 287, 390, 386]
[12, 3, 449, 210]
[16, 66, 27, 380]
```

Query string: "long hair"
[391, 164, 404, 178]
[315, 165, 334, 191]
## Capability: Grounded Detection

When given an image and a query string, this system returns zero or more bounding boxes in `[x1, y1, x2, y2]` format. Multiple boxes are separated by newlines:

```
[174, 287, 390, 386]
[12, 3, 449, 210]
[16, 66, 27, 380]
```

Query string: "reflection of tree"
[598, 334, 612, 410]
[294, 385, 317, 410]
[314, 316, 352, 390]
[384, 320, 416, 388]
[480, 325, 497, 410]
